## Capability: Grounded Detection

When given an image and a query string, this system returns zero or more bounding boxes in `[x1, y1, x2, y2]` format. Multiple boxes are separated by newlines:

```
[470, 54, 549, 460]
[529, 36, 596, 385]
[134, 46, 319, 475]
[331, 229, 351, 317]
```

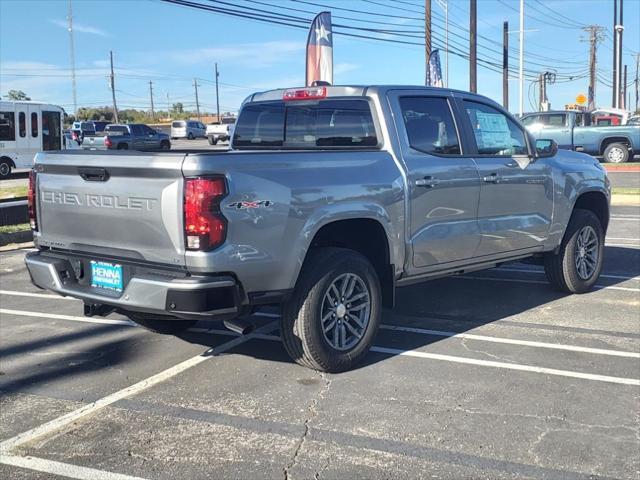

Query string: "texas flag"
[306, 12, 333, 87]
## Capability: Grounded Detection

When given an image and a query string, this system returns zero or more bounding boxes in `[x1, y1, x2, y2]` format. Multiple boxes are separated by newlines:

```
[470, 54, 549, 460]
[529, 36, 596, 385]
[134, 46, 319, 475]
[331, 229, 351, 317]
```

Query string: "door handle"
[483, 173, 501, 183]
[415, 176, 440, 188]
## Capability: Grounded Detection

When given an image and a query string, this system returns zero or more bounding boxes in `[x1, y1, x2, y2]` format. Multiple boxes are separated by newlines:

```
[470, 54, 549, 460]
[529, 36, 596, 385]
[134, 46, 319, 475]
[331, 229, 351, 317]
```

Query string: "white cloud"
[49, 19, 108, 36]
[165, 41, 305, 68]
[334, 63, 360, 75]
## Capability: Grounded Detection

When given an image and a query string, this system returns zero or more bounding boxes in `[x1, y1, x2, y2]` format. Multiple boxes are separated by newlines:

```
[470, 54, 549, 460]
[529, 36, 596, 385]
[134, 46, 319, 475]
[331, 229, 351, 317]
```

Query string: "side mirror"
[535, 139, 558, 158]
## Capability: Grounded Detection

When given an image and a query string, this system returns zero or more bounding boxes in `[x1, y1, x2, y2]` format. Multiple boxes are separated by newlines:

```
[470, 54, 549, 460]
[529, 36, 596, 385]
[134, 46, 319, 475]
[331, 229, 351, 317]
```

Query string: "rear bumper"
[25, 251, 241, 320]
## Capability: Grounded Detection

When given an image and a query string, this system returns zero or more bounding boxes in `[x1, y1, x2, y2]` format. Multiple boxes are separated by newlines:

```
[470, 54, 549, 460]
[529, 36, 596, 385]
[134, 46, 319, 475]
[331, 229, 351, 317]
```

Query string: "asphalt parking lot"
[0, 204, 638, 479]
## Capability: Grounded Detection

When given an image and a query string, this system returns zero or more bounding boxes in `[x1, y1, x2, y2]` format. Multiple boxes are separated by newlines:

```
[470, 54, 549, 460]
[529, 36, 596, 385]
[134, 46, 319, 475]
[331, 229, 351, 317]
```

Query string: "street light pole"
[519, 0, 525, 116]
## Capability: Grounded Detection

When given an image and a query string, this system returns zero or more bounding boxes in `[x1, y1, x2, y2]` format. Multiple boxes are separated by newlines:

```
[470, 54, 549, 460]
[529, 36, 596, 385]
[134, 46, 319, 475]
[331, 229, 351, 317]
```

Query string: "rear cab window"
[233, 98, 378, 149]
[172, 121, 185, 128]
[105, 125, 129, 135]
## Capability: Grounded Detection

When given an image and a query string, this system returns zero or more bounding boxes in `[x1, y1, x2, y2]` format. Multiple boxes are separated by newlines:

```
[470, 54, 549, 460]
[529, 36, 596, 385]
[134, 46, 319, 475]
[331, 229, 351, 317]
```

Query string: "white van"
[0, 101, 64, 178]
[170, 120, 206, 140]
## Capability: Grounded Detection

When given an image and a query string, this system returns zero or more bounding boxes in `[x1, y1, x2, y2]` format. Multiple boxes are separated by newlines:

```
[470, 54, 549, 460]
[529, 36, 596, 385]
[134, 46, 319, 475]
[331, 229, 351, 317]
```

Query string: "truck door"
[458, 98, 553, 257]
[389, 92, 481, 270]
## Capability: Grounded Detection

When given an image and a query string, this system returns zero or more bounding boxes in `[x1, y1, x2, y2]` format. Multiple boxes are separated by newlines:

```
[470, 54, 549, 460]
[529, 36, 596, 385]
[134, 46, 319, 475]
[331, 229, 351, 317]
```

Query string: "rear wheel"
[208, 137, 217, 145]
[188, 132, 195, 140]
[0, 159, 11, 178]
[160, 141, 171, 151]
[281, 248, 381, 372]
[603, 142, 629, 163]
[544, 209, 604, 293]
[127, 313, 197, 334]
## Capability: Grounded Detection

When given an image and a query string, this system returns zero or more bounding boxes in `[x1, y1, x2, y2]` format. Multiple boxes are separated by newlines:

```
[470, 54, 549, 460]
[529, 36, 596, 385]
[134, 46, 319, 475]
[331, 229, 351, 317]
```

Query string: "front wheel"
[160, 141, 171, 151]
[281, 248, 381, 372]
[188, 132, 195, 140]
[208, 137, 217, 145]
[544, 209, 604, 293]
[0, 160, 11, 178]
[127, 313, 197, 334]
[603, 142, 629, 163]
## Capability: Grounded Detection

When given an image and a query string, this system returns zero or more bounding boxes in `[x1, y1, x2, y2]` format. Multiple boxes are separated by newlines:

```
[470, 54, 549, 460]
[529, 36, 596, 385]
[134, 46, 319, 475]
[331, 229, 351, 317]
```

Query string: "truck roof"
[246, 85, 495, 104]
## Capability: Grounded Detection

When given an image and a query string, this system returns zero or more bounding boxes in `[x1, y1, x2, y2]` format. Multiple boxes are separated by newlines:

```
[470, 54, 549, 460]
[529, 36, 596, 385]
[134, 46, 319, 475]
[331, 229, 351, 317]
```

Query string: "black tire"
[117, 143, 128, 150]
[160, 141, 171, 151]
[127, 313, 197, 334]
[281, 248, 381, 372]
[544, 209, 604, 293]
[208, 137, 217, 145]
[0, 159, 11, 178]
[603, 142, 629, 163]
[188, 132, 195, 140]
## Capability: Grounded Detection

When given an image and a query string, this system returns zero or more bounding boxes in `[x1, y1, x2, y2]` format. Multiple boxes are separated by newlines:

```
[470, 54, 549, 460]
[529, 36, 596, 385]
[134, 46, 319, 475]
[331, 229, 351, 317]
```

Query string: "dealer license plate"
[90, 261, 123, 292]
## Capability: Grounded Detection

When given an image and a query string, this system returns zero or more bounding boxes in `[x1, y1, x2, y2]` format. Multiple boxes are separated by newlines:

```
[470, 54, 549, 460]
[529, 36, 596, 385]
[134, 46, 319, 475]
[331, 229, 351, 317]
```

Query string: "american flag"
[306, 12, 333, 87]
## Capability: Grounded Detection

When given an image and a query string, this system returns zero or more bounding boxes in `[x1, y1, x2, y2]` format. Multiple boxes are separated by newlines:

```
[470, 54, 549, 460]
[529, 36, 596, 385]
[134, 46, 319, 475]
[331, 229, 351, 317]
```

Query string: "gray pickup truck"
[25, 85, 610, 372]
[82, 123, 171, 151]
[521, 110, 640, 163]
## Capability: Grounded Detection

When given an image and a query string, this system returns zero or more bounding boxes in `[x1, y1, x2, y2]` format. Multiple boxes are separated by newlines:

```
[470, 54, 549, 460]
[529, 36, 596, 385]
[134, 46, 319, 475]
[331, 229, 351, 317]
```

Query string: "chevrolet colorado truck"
[521, 110, 640, 163]
[25, 86, 611, 372]
[206, 118, 235, 145]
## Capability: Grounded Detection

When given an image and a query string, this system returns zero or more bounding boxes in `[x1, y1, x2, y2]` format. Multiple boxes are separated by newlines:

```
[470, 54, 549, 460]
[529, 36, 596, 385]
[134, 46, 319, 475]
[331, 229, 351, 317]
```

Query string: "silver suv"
[170, 120, 206, 140]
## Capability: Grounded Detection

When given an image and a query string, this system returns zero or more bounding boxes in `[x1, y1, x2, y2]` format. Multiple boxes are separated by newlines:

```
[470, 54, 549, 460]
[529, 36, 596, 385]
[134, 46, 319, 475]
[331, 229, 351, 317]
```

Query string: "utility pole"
[470, 0, 477, 93]
[538, 73, 544, 111]
[503, 21, 509, 109]
[435, 0, 448, 87]
[635, 53, 639, 112]
[518, 0, 525, 116]
[215, 63, 221, 122]
[622, 64, 627, 109]
[618, 0, 624, 108]
[109, 51, 119, 123]
[149, 81, 155, 121]
[425, 0, 431, 86]
[167, 93, 171, 120]
[582, 25, 605, 110]
[67, 0, 77, 115]
[612, 0, 618, 107]
[193, 79, 201, 121]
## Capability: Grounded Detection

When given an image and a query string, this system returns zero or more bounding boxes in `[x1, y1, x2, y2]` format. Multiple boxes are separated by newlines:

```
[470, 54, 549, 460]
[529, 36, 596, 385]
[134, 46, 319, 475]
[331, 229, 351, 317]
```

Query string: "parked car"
[206, 118, 236, 145]
[521, 110, 640, 163]
[81, 123, 171, 151]
[26, 85, 610, 372]
[171, 120, 206, 140]
[0, 100, 64, 178]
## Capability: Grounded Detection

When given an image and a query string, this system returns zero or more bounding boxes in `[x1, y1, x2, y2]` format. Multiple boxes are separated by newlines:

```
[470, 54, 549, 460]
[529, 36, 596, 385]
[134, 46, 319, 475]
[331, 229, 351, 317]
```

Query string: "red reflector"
[28, 169, 37, 231]
[184, 177, 227, 251]
[283, 87, 327, 101]
[104, 136, 113, 148]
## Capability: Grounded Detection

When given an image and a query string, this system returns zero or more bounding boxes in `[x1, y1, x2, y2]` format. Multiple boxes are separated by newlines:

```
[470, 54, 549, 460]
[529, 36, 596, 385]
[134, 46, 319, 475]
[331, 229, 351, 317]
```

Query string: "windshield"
[172, 121, 185, 128]
[233, 99, 378, 149]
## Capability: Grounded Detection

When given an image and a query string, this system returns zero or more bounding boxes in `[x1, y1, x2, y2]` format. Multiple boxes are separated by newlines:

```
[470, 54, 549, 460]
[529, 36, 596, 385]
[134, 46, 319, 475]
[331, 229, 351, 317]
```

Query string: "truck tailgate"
[34, 152, 187, 266]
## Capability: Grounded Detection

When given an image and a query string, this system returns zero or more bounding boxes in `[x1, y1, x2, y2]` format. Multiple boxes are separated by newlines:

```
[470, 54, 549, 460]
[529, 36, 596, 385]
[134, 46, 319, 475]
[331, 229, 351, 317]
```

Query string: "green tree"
[5, 89, 31, 101]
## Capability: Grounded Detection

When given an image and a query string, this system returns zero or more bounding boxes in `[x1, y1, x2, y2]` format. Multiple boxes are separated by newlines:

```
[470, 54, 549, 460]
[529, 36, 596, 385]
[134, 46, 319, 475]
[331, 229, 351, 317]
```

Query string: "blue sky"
[1, 0, 638, 115]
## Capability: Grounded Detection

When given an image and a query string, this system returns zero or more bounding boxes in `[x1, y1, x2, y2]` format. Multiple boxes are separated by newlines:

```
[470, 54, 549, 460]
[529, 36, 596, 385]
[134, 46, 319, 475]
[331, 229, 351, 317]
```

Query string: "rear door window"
[0, 112, 16, 141]
[172, 121, 185, 128]
[399, 97, 461, 155]
[233, 99, 378, 149]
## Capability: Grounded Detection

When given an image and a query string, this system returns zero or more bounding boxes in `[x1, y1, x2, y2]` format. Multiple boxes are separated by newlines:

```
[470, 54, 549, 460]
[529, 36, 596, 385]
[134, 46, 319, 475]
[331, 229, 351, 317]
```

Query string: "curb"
[604, 164, 640, 173]
[611, 194, 640, 207]
[0, 230, 33, 248]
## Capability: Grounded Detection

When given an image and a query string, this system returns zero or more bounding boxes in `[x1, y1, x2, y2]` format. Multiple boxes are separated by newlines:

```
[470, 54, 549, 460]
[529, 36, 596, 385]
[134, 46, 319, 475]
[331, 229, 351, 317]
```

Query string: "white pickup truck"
[206, 118, 236, 145]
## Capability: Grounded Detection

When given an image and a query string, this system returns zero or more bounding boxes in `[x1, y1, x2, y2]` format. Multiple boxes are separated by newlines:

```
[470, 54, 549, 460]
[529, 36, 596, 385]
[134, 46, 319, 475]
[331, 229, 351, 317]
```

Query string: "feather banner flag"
[427, 49, 444, 88]
[306, 12, 333, 86]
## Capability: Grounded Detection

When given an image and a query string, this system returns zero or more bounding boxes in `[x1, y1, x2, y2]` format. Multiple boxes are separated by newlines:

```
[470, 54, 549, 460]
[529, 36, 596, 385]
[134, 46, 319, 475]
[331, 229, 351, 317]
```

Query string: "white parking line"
[0, 290, 76, 300]
[0, 455, 146, 480]
[369, 346, 640, 386]
[454, 276, 640, 292]
[0, 320, 278, 455]
[0, 308, 133, 326]
[379, 325, 640, 358]
[610, 217, 640, 222]
[495, 267, 640, 281]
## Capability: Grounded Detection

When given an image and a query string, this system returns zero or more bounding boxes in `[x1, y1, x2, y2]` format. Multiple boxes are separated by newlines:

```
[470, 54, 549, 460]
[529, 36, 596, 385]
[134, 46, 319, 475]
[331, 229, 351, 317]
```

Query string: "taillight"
[184, 177, 227, 251]
[283, 86, 327, 101]
[104, 136, 113, 149]
[28, 169, 37, 231]
[71, 131, 78, 141]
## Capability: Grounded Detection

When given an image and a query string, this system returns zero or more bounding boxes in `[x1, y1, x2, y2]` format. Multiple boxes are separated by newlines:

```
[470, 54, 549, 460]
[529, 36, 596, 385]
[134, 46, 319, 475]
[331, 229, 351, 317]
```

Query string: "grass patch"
[0, 223, 30, 234]
[0, 185, 28, 199]
[612, 187, 640, 195]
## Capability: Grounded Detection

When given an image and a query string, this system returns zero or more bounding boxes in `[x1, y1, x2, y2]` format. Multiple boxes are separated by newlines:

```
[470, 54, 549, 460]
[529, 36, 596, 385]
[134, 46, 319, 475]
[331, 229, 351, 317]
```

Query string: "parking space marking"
[0, 454, 147, 480]
[454, 276, 640, 292]
[369, 346, 640, 386]
[0, 308, 134, 326]
[379, 325, 640, 358]
[0, 290, 76, 300]
[495, 267, 640, 281]
[0, 321, 278, 455]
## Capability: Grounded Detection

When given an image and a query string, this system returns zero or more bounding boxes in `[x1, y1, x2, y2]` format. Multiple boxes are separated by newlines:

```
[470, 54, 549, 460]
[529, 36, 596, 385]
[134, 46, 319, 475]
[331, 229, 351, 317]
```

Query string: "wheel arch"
[599, 136, 632, 155]
[303, 218, 395, 308]
[0, 155, 16, 168]
[570, 190, 610, 234]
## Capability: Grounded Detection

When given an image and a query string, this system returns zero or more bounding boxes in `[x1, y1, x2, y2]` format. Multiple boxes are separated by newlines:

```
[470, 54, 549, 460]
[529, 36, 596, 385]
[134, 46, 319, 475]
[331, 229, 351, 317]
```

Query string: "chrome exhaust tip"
[223, 318, 254, 335]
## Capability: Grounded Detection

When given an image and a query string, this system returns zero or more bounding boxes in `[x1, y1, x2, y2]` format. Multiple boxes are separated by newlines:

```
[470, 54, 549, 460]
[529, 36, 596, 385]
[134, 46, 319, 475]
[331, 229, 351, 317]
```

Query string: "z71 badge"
[227, 200, 273, 210]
